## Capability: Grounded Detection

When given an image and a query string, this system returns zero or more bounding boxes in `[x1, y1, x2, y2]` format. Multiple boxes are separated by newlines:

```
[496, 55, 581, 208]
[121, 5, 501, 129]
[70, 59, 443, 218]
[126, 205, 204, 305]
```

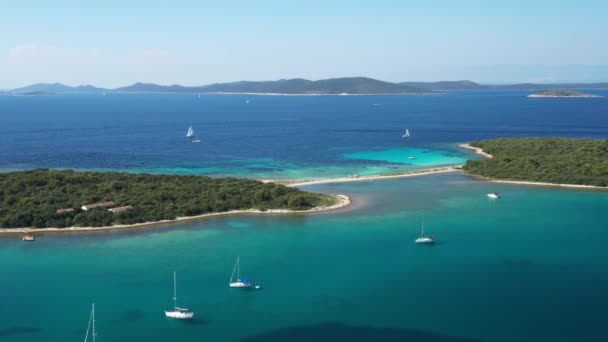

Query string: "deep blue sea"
[1, 90, 608, 342]
[1, 90, 607, 178]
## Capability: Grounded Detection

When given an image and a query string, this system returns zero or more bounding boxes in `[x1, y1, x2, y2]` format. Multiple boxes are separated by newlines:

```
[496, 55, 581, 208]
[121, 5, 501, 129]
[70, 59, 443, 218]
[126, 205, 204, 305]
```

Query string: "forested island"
[0, 170, 339, 229]
[528, 90, 602, 98]
[15, 91, 55, 96]
[463, 138, 608, 187]
[12, 79, 608, 94]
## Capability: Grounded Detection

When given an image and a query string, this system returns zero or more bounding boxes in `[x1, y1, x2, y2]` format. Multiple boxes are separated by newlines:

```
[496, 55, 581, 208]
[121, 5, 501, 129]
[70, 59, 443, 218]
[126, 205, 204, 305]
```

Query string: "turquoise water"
[2, 173, 608, 341]
[3, 91, 608, 180]
[342, 147, 467, 167]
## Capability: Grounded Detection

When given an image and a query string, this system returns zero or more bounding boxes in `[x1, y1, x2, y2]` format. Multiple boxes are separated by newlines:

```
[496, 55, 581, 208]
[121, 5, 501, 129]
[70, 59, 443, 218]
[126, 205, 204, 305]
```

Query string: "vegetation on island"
[528, 90, 601, 97]
[463, 138, 608, 186]
[0, 169, 337, 229]
[12, 80, 608, 94]
[116, 77, 431, 94]
[16, 91, 55, 96]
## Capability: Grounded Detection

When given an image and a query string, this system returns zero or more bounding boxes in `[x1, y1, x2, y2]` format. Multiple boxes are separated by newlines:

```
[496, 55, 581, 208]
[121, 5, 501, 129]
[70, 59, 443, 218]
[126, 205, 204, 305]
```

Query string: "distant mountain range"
[10, 83, 107, 94]
[114, 77, 430, 94]
[7, 78, 608, 95]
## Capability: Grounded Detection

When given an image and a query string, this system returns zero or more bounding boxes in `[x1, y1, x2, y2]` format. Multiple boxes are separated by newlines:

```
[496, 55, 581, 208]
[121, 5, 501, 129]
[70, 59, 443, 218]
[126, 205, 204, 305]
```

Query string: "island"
[115, 77, 432, 95]
[0, 169, 346, 230]
[14, 91, 55, 96]
[462, 137, 608, 187]
[528, 90, 602, 98]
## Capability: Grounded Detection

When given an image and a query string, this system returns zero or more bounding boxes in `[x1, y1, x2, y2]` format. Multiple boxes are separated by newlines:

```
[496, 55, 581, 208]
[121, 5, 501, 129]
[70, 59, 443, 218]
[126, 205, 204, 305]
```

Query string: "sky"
[1, 0, 607, 88]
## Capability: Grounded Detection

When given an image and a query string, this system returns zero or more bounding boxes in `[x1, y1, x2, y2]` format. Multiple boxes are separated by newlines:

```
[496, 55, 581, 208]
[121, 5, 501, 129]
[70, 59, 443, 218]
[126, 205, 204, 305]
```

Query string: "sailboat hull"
[229, 281, 252, 288]
[165, 310, 194, 319]
[415, 237, 434, 244]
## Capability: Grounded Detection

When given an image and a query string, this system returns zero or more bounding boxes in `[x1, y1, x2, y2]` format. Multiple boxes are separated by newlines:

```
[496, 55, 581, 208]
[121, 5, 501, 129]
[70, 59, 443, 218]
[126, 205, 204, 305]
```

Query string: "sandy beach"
[485, 178, 608, 190]
[0, 194, 351, 235]
[280, 166, 462, 187]
[458, 143, 493, 158]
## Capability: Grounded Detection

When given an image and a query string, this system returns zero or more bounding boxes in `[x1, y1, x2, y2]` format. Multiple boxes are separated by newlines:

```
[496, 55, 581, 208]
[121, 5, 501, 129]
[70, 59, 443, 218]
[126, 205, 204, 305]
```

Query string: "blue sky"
[1, 0, 607, 88]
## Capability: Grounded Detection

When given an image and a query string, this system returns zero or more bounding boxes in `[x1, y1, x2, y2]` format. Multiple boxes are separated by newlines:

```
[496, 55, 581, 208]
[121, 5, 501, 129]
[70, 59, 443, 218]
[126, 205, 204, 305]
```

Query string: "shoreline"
[467, 174, 608, 190]
[279, 166, 462, 187]
[458, 143, 493, 158]
[0, 194, 351, 236]
[114, 91, 437, 96]
[459, 144, 608, 190]
[527, 94, 602, 98]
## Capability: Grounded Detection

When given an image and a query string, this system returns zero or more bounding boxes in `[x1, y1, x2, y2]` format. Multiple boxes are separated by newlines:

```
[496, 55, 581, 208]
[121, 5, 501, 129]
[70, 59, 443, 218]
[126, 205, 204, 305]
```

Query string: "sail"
[402, 128, 410, 138]
[230, 257, 240, 283]
[186, 125, 194, 138]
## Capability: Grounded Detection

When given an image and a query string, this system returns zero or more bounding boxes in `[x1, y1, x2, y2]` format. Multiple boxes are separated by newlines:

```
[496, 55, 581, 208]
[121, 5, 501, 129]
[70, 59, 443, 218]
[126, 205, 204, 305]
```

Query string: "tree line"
[463, 137, 608, 186]
[0, 169, 335, 228]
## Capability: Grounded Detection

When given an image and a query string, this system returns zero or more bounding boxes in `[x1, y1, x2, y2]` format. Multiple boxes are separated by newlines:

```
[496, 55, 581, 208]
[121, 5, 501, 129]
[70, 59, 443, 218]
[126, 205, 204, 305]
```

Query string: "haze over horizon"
[2, 0, 607, 88]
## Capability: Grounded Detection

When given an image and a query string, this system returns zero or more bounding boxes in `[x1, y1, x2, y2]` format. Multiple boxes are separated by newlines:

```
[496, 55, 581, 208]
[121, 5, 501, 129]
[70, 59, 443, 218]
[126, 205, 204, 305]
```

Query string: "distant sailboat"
[165, 272, 194, 319]
[229, 256, 252, 288]
[415, 217, 434, 244]
[186, 125, 201, 143]
[83, 303, 97, 342]
[402, 128, 411, 139]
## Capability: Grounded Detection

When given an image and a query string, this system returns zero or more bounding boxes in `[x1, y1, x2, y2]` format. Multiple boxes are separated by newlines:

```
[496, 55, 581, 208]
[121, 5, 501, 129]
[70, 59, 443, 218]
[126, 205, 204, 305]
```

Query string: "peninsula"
[462, 137, 608, 187]
[528, 90, 602, 98]
[0, 170, 344, 230]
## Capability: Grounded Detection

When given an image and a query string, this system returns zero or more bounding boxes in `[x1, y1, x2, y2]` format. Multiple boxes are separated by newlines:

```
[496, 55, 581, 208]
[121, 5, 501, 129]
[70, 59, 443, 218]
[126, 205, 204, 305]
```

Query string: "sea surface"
[1, 90, 608, 179]
[1, 174, 608, 342]
[1, 90, 608, 342]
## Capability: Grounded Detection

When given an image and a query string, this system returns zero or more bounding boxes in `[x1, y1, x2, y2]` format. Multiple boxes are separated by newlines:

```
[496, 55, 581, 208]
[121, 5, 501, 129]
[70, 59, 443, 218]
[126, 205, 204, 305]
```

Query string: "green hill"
[0, 170, 337, 229]
[116, 77, 432, 94]
[463, 138, 608, 186]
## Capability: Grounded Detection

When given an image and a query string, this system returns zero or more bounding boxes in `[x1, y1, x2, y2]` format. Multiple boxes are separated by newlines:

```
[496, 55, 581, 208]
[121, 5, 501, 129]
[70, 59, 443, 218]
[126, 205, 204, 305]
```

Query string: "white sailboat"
[186, 125, 201, 143]
[83, 303, 97, 342]
[229, 256, 252, 288]
[165, 272, 194, 319]
[415, 217, 434, 244]
[402, 128, 411, 139]
[487, 192, 500, 199]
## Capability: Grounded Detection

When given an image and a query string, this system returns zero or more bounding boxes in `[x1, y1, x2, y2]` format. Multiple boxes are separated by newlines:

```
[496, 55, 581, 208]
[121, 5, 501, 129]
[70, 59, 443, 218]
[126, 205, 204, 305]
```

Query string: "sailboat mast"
[237, 256, 240, 281]
[173, 272, 177, 310]
[92, 303, 96, 342]
[421, 217, 424, 237]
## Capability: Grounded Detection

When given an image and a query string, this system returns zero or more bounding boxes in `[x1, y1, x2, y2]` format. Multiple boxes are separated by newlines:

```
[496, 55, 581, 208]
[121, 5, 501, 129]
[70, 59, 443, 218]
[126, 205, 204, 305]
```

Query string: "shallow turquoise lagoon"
[342, 147, 467, 167]
[1, 173, 608, 342]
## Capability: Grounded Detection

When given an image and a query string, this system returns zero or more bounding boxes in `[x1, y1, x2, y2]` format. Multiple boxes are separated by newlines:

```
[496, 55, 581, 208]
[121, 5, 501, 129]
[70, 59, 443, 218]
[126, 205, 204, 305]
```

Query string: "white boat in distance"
[83, 303, 97, 342]
[487, 193, 500, 199]
[229, 256, 252, 288]
[402, 128, 411, 139]
[165, 272, 194, 319]
[186, 125, 201, 143]
[415, 217, 434, 244]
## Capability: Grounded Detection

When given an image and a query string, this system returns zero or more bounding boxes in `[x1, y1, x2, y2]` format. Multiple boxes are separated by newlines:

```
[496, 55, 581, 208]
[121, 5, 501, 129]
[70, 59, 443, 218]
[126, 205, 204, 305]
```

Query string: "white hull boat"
[415, 217, 434, 244]
[165, 272, 194, 319]
[186, 125, 201, 143]
[229, 256, 252, 288]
